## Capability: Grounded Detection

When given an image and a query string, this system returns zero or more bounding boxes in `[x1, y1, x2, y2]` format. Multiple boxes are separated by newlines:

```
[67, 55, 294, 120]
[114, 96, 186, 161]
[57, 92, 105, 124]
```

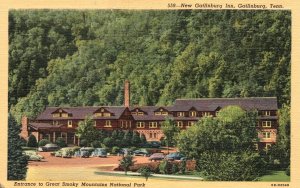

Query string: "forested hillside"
[9, 10, 291, 121]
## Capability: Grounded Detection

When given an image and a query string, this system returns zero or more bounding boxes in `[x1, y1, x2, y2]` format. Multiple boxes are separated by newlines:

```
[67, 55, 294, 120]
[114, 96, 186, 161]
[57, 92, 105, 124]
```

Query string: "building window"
[189, 111, 197, 117]
[187, 121, 195, 127]
[265, 143, 272, 150]
[177, 121, 183, 128]
[177, 112, 185, 117]
[262, 121, 272, 128]
[94, 121, 97, 127]
[61, 113, 68, 118]
[53, 121, 59, 125]
[52, 113, 60, 118]
[262, 132, 271, 139]
[155, 112, 161, 115]
[103, 113, 111, 117]
[138, 112, 144, 115]
[136, 122, 145, 128]
[67, 120, 72, 128]
[149, 133, 152, 138]
[95, 113, 102, 117]
[154, 133, 157, 138]
[202, 112, 211, 117]
[262, 111, 271, 116]
[149, 122, 158, 128]
[131, 112, 137, 115]
[104, 120, 112, 127]
[162, 112, 168, 116]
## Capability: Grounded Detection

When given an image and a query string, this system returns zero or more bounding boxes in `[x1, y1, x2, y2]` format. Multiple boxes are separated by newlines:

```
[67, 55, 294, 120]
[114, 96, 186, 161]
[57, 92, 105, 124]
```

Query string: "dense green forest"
[9, 10, 291, 121]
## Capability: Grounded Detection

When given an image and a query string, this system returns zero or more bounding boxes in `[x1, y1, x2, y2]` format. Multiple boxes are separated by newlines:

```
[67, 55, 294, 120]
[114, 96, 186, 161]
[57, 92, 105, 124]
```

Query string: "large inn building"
[21, 81, 278, 150]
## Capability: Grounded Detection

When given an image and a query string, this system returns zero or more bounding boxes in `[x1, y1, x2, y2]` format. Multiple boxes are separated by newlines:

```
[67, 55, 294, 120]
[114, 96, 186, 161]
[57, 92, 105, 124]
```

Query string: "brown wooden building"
[21, 81, 278, 150]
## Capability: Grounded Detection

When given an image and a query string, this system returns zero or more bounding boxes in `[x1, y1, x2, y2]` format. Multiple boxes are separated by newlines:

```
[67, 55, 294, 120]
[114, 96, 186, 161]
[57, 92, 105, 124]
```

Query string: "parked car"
[133, 149, 150, 156]
[79, 147, 94, 158]
[147, 141, 161, 148]
[119, 148, 132, 156]
[38, 143, 60, 152]
[149, 153, 165, 161]
[165, 152, 186, 161]
[93, 148, 107, 157]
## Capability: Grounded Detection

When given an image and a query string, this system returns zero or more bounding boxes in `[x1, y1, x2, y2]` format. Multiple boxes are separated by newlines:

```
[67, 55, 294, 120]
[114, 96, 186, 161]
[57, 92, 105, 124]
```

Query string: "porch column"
[78, 137, 80, 146]
[65, 133, 68, 144]
[73, 134, 76, 145]
[37, 132, 40, 142]
[53, 132, 56, 143]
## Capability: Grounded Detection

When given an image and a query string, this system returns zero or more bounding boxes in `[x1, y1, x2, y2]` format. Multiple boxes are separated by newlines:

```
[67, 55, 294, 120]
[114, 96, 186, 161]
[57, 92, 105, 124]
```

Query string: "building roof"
[172, 97, 278, 111]
[36, 106, 127, 120]
[35, 97, 278, 121]
[29, 122, 64, 130]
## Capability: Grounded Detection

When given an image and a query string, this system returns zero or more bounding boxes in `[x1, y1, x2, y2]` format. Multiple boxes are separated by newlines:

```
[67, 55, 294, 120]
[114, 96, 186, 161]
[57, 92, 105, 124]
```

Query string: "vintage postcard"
[0, 0, 299, 188]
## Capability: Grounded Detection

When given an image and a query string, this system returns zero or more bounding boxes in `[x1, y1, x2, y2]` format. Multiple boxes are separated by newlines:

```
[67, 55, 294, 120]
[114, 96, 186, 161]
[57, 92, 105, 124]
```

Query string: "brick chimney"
[20, 116, 29, 140]
[124, 80, 130, 107]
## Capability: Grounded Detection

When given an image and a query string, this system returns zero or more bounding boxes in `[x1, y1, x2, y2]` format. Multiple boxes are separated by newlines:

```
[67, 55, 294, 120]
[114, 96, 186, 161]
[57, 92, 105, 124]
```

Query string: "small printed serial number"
[271, 184, 289, 187]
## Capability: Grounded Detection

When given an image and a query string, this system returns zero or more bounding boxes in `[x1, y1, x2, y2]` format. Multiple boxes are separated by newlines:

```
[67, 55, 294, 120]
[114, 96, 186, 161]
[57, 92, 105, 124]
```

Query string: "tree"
[138, 166, 152, 181]
[268, 104, 290, 169]
[75, 116, 99, 146]
[38, 139, 50, 147]
[27, 134, 38, 147]
[8, 114, 28, 180]
[122, 130, 132, 147]
[119, 155, 135, 175]
[140, 134, 147, 145]
[131, 131, 141, 147]
[55, 137, 67, 148]
[177, 106, 263, 180]
[161, 117, 180, 154]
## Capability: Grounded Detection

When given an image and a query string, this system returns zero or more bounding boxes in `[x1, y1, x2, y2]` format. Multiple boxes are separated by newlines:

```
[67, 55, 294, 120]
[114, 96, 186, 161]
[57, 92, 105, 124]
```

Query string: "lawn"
[259, 171, 290, 182]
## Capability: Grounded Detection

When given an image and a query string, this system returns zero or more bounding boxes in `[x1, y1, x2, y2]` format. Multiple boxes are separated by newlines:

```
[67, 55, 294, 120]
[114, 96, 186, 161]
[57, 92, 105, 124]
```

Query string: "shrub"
[103, 137, 114, 148]
[27, 134, 38, 148]
[285, 165, 290, 176]
[80, 139, 88, 147]
[38, 139, 50, 147]
[129, 162, 160, 173]
[55, 137, 67, 147]
[171, 163, 180, 174]
[61, 148, 75, 158]
[179, 160, 187, 174]
[159, 160, 172, 174]
[112, 146, 120, 154]
[138, 166, 152, 181]
[91, 140, 101, 148]
[119, 155, 135, 175]
[197, 151, 267, 181]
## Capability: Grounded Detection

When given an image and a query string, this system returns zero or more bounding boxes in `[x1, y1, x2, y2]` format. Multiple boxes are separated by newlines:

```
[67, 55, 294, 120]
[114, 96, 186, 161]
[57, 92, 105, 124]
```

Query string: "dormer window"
[52, 113, 60, 118]
[138, 112, 144, 115]
[262, 111, 271, 116]
[95, 113, 102, 117]
[61, 113, 68, 118]
[189, 111, 197, 117]
[131, 112, 137, 115]
[177, 112, 185, 117]
[202, 112, 211, 117]
[52, 109, 70, 118]
[103, 113, 111, 117]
